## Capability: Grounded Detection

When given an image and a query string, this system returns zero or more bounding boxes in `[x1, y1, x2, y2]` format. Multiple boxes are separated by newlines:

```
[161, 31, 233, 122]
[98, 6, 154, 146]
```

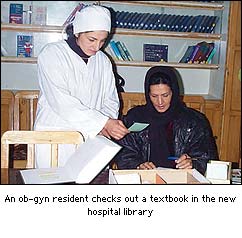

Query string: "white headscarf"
[73, 5, 111, 34]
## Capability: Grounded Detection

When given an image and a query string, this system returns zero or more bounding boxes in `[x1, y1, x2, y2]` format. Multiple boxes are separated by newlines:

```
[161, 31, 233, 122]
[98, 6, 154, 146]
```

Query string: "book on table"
[20, 135, 122, 184]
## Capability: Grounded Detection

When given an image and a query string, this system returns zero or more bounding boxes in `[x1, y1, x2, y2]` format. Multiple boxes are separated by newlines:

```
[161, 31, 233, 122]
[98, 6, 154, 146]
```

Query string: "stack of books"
[179, 41, 216, 64]
[112, 10, 219, 33]
[106, 40, 133, 61]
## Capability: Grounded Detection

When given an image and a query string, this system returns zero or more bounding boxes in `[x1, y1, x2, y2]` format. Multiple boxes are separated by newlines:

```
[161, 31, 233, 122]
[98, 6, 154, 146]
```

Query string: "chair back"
[13, 90, 39, 130]
[1, 130, 84, 173]
[1, 90, 14, 137]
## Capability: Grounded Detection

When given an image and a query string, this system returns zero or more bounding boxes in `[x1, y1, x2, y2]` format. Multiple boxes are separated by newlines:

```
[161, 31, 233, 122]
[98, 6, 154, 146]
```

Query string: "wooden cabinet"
[220, 2, 241, 165]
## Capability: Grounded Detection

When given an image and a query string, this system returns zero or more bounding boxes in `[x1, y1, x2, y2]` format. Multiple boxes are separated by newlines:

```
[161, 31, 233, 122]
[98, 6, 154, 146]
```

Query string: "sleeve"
[37, 44, 110, 138]
[184, 115, 219, 175]
[100, 58, 120, 119]
[113, 132, 147, 169]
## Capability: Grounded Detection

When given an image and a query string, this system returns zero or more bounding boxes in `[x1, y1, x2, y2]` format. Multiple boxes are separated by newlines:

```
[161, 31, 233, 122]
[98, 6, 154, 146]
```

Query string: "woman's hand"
[137, 162, 156, 170]
[100, 118, 129, 140]
[175, 154, 193, 169]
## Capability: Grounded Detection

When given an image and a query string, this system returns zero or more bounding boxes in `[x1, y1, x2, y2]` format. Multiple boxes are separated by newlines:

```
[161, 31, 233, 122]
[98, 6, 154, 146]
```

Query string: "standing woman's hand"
[100, 118, 129, 140]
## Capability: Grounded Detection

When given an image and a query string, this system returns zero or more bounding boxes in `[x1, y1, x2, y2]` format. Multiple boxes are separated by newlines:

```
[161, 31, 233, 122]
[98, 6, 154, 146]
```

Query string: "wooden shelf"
[1, 56, 37, 64]
[1, 56, 219, 69]
[1, 23, 64, 33]
[115, 60, 219, 69]
[114, 28, 221, 40]
[100, 1, 224, 10]
[1, 23, 221, 41]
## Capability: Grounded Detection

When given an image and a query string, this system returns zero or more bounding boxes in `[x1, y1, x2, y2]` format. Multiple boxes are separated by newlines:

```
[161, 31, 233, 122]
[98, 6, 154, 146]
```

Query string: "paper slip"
[128, 122, 149, 132]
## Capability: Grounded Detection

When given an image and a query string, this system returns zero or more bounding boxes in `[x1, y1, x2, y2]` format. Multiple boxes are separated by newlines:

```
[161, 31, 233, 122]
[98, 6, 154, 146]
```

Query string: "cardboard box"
[109, 168, 210, 184]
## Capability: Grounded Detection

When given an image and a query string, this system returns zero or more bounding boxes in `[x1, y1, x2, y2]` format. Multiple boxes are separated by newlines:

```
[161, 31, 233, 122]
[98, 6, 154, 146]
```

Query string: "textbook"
[143, 44, 168, 62]
[20, 135, 122, 184]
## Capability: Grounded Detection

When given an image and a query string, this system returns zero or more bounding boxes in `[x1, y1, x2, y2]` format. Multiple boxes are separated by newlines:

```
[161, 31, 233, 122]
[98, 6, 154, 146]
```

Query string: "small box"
[109, 168, 210, 184]
[206, 160, 232, 184]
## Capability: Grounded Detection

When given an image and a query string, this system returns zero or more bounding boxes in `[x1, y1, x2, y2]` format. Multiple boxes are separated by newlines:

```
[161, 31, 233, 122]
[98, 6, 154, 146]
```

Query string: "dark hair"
[66, 24, 74, 39]
[148, 71, 172, 92]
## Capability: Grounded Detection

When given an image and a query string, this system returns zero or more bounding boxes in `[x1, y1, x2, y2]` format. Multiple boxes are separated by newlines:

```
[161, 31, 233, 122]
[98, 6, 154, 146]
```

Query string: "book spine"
[207, 16, 219, 33]
[109, 41, 123, 61]
[127, 12, 138, 29]
[116, 41, 129, 61]
[156, 14, 168, 31]
[138, 13, 153, 30]
[195, 15, 207, 32]
[206, 47, 216, 64]
[105, 44, 118, 61]
[190, 15, 204, 32]
[189, 44, 200, 63]
[120, 42, 133, 61]
[150, 13, 162, 30]
[175, 15, 187, 32]
[161, 14, 173, 31]
[119, 11, 131, 28]
[134, 13, 150, 29]
[146, 13, 160, 30]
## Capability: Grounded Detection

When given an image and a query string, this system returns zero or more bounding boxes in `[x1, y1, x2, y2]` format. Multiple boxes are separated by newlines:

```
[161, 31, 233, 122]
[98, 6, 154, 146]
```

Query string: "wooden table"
[1, 168, 109, 185]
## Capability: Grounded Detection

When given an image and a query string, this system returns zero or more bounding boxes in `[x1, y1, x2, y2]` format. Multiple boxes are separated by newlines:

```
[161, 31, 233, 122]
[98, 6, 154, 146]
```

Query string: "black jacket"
[113, 106, 219, 175]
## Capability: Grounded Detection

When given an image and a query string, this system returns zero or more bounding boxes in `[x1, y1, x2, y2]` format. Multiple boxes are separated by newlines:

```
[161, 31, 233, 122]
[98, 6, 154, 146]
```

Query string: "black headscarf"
[129, 66, 185, 167]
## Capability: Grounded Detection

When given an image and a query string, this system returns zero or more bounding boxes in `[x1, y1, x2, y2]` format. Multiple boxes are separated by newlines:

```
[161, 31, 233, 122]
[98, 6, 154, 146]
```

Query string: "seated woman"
[113, 66, 218, 175]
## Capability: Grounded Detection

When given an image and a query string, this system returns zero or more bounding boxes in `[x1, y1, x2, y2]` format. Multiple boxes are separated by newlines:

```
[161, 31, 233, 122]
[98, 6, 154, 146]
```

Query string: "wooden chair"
[13, 90, 39, 130]
[181, 95, 205, 113]
[1, 90, 14, 137]
[1, 130, 84, 184]
[120, 92, 146, 115]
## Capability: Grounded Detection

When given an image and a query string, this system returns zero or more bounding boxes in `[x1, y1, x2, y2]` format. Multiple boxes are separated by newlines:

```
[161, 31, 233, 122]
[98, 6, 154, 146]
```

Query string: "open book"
[20, 135, 121, 184]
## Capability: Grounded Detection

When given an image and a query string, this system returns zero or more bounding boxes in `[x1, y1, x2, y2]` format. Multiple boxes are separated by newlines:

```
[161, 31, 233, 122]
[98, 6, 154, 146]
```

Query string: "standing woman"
[34, 5, 129, 168]
[113, 66, 218, 175]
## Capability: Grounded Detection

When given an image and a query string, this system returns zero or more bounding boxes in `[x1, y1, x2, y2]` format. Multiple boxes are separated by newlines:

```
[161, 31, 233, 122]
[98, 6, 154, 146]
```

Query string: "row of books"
[179, 41, 216, 64]
[112, 10, 219, 33]
[9, 3, 47, 25]
[106, 40, 133, 61]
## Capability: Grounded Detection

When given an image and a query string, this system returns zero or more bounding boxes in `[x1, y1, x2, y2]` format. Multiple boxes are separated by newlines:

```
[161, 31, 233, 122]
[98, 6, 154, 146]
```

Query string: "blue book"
[115, 11, 126, 28]
[189, 44, 201, 63]
[207, 16, 219, 33]
[109, 40, 123, 61]
[185, 16, 199, 32]
[150, 14, 163, 30]
[119, 11, 132, 28]
[179, 15, 193, 32]
[146, 13, 160, 30]
[166, 15, 178, 31]
[120, 41, 133, 61]
[123, 12, 135, 29]
[170, 15, 182, 31]
[143, 44, 168, 62]
[9, 3, 23, 24]
[199, 15, 211, 33]
[134, 13, 150, 29]
[161, 14, 173, 31]
[195, 15, 207, 32]
[17, 34, 33, 57]
[137, 13, 152, 30]
[130, 13, 144, 29]
[116, 41, 129, 60]
[174, 15, 187, 32]
[156, 14, 169, 31]
[127, 12, 139, 29]
[142, 13, 155, 30]
[190, 15, 204, 32]
[179, 45, 196, 63]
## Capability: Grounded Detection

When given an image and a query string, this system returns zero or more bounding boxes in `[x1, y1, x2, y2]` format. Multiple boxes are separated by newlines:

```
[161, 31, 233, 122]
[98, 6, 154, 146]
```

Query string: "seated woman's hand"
[137, 162, 156, 170]
[175, 154, 193, 169]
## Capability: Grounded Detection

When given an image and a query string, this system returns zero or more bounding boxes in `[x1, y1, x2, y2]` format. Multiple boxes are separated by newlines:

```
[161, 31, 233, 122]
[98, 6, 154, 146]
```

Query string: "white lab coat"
[34, 40, 119, 168]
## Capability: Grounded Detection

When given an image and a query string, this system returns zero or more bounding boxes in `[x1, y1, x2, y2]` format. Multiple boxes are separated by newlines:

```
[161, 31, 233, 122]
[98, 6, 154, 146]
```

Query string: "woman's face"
[149, 84, 172, 113]
[76, 31, 108, 56]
